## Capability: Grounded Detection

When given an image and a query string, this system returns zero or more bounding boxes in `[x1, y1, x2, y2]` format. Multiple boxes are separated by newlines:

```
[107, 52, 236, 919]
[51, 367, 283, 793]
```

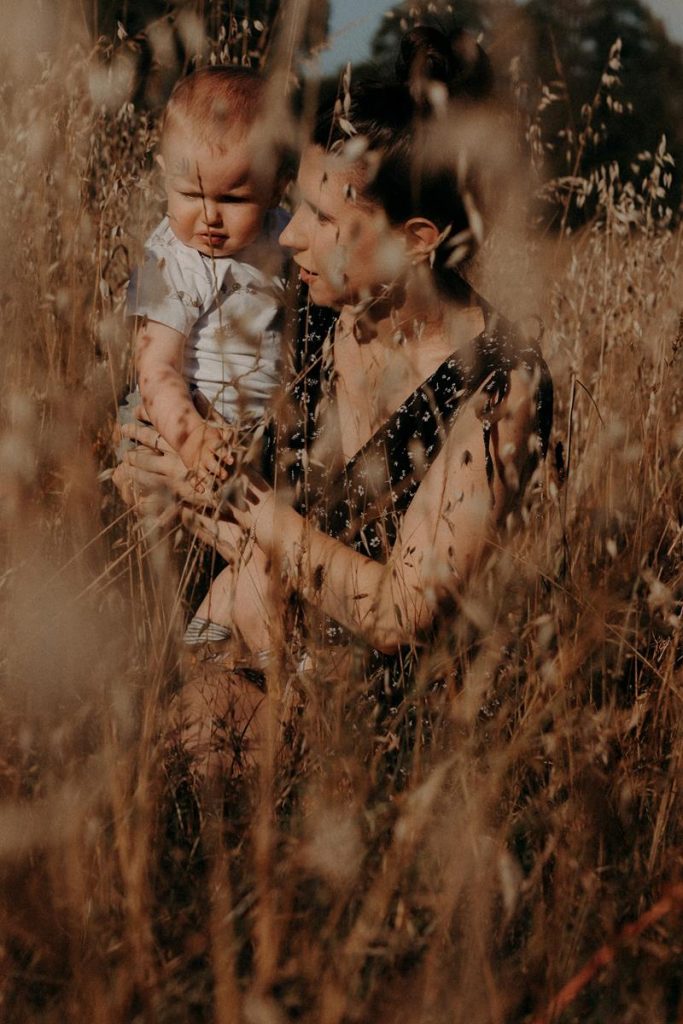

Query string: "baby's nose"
[203, 200, 222, 225]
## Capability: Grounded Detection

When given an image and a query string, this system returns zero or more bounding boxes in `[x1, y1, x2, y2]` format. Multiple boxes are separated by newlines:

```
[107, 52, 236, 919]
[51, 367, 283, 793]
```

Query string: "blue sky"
[319, 0, 683, 74]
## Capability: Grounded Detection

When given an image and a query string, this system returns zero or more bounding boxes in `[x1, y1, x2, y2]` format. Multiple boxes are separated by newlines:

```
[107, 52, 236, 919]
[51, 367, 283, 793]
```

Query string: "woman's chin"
[305, 277, 342, 309]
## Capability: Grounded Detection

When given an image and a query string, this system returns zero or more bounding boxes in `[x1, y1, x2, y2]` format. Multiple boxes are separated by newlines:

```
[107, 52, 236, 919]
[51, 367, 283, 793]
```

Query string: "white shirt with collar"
[127, 208, 289, 422]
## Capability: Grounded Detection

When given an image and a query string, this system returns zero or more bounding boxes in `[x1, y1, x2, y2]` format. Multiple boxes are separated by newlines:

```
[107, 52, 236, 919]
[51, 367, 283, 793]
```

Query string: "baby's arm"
[135, 318, 233, 479]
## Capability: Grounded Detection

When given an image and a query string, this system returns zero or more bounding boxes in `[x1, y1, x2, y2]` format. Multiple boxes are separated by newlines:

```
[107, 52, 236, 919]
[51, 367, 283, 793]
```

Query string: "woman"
[117, 27, 553, 773]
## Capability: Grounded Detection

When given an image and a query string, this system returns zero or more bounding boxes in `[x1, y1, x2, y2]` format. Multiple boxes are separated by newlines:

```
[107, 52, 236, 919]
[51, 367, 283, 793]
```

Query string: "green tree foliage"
[521, 0, 683, 222]
[91, 1, 282, 41]
[370, 0, 500, 65]
[88, 1, 285, 110]
[368, 0, 683, 224]
[92, 0, 329, 108]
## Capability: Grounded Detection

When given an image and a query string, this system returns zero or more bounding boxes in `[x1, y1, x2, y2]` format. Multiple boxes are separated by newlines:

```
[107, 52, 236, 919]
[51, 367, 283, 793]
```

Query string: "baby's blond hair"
[162, 65, 265, 149]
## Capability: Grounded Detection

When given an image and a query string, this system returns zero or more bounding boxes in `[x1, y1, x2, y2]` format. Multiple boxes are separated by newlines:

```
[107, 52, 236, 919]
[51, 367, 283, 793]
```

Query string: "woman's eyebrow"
[304, 197, 335, 222]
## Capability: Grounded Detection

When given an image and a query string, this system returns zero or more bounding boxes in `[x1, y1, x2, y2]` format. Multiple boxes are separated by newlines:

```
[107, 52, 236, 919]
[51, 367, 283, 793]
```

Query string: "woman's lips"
[298, 267, 318, 285]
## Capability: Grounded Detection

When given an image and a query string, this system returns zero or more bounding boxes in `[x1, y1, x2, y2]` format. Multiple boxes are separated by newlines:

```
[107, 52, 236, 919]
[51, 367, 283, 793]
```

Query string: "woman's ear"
[155, 153, 166, 174]
[402, 217, 443, 262]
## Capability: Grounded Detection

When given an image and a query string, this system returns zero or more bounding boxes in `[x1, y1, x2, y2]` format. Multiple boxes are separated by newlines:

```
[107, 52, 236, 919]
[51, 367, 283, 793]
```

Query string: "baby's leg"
[185, 536, 273, 654]
[176, 657, 268, 783]
[178, 537, 277, 782]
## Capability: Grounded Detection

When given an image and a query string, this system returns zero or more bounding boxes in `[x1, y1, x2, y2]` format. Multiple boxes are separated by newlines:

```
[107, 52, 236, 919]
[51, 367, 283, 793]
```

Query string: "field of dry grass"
[0, 3, 681, 1022]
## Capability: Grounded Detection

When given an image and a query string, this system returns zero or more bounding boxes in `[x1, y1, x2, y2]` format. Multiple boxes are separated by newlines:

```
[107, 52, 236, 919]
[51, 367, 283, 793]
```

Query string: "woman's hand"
[114, 418, 257, 560]
[112, 420, 216, 527]
[177, 421, 236, 482]
[218, 470, 275, 536]
[212, 470, 308, 568]
[180, 506, 248, 564]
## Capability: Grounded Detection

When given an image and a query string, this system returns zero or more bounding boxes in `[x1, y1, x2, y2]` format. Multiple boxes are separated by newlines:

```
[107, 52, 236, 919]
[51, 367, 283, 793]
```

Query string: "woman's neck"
[331, 288, 485, 462]
[339, 272, 485, 370]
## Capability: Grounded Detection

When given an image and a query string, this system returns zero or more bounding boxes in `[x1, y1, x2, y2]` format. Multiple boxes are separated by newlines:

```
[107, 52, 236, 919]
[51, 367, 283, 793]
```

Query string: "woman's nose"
[279, 208, 306, 250]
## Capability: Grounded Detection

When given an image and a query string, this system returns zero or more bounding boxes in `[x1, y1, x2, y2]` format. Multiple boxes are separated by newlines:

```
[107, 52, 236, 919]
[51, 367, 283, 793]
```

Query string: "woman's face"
[279, 146, 406, 309]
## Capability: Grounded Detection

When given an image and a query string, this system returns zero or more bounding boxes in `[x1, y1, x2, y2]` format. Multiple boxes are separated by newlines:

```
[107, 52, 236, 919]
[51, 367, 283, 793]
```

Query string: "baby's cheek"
[244, 209, 266, 240]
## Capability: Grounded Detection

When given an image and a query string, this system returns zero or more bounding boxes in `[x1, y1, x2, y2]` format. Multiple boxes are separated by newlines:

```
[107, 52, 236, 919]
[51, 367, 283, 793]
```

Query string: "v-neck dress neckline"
[283, 295, 553, 558]
[327, 309, 483, 468]
[263, 288, 553, 663]
[331, 305, 492, 476]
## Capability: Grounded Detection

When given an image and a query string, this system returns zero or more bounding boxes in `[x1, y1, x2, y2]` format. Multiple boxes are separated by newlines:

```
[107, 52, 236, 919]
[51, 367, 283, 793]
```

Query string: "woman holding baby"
[116, 26, 553, 777]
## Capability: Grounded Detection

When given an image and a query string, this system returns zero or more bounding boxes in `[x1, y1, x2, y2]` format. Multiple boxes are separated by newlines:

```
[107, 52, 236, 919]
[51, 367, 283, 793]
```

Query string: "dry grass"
[0, 3, 681, 1023]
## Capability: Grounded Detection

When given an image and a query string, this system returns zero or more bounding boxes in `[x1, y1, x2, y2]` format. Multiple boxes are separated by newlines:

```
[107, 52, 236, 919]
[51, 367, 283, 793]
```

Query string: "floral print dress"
[267, 291, 553, 688]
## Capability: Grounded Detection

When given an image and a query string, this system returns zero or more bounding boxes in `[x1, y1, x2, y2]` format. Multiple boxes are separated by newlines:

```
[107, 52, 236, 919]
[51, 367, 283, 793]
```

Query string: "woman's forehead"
[299, 145, 345, 186]
[298, 145, 371, 211]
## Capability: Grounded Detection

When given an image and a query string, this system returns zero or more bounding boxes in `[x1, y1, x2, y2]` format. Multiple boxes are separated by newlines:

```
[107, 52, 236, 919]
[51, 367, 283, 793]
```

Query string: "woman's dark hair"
[313, 27, 494, 300]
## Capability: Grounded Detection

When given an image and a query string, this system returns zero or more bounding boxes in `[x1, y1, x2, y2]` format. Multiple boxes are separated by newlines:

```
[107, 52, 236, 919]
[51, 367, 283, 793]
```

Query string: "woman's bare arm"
[190, 372, 536, 654]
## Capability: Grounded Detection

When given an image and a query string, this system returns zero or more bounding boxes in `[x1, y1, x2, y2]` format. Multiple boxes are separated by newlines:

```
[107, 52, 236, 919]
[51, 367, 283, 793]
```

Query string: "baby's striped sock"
[183, 616, 232, 646]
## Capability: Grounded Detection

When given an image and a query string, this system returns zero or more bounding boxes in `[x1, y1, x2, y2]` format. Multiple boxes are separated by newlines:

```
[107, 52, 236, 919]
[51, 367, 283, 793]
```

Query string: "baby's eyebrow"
[170, 176, 255, 199]
[221, 169, 250, 189]
[172, 157, 192, 175]
[169, 163, 253, 191]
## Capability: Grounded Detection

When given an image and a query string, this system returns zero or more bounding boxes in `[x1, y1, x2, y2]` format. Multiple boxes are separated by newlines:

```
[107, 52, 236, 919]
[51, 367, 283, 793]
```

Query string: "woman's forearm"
[249, 495, 427, 654]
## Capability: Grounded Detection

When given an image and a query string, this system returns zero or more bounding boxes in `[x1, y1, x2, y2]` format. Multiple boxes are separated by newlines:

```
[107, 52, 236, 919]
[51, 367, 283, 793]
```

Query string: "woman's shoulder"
[471, 305, 554, 458]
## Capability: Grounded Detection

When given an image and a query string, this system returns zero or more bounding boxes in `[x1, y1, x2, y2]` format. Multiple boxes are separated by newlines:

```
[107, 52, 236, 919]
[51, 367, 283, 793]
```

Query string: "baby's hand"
[178, 423, 235, 483]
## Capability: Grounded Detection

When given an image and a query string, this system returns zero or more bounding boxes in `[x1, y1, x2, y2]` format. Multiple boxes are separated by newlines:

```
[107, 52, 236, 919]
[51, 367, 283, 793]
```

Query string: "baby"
[128, 65, 288, 475]
[126, 65, 289, 646]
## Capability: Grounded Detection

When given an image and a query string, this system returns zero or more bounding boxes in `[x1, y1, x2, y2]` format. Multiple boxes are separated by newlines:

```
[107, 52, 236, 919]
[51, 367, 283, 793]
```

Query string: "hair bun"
[395, 26, 493, 105]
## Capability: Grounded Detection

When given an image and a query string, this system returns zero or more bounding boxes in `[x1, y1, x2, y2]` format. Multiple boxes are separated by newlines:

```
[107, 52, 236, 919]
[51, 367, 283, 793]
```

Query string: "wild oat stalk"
[0, 3, 680, 1023]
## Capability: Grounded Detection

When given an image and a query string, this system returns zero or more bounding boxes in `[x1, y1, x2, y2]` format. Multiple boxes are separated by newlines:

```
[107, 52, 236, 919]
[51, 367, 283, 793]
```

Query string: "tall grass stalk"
[0, 3, 681, 1022]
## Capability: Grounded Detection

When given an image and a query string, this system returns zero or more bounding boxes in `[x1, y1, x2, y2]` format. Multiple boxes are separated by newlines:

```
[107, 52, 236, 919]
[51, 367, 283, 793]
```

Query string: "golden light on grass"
[0, 1, 680, 1022]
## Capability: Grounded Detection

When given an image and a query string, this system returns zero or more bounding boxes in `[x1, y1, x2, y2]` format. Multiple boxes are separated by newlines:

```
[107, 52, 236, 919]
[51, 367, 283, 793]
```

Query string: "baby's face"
[160, 124, 271, 258]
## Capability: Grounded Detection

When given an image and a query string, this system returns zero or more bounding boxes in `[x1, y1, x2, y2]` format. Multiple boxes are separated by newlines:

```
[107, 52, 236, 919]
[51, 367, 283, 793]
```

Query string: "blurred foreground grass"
[0, 5, 681, 1023]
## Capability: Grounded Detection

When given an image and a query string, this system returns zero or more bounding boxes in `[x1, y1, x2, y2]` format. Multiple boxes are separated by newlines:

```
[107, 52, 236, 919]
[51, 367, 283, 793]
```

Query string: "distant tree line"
[91, 0, 328, 105]
[99, 0, 683, 224]
[90, 0, 282, 43]
[370, 0, 683, 224]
